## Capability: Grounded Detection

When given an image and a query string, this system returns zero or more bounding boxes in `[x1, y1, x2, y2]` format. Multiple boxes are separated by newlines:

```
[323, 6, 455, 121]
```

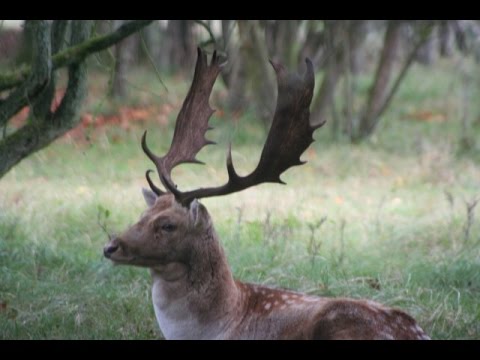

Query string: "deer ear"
[142, 188, 158, 207]
[189, 199, 209, 229]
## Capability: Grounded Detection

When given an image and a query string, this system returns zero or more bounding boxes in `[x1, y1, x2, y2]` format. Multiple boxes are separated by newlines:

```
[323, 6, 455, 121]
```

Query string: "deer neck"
[150, 226, 239, 340]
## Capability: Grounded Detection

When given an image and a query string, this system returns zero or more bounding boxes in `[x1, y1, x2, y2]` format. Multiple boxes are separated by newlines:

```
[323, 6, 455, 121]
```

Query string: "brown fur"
[104, 194, 430, 340]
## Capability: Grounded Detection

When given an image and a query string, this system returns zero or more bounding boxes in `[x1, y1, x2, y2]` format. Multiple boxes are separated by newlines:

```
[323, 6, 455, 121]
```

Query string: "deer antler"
[143, 48, 324, 205]
[142, 47, 224, 195]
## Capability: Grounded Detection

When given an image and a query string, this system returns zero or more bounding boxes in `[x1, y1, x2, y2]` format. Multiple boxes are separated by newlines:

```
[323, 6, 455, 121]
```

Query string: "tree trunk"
[438, 21, 454, 57]
[339, 21, 370, 139]
[248, 20, 276, 126]
[31, 20, 69, 121]
[227, 20, 276, 127]
[310, 21, 344, 128]
[225, 20, 276, 126]
[219, 19, 235, 88]
[15, 20, 34, 65]
[297, 21, 325, 69]
[416, 29, 436, 65]
[0, 21, 52, 130]
[0, 21, 92, 178]
[163, 20, 196, 73]
[264, 20, 278, 58]
[355, 21, 403, 140]
[111, 20, 138, 99]
[225, 21, 247, 113]
[0, 20, 153, 179]
[271, 21, 300, 69]
[142, 21, 163, 67]
[348, 20, 369, 74]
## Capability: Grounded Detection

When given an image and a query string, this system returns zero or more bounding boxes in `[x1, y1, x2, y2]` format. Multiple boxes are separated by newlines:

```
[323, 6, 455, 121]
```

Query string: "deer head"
[104, 48, 323, 269]
[103, 193, 212, 268]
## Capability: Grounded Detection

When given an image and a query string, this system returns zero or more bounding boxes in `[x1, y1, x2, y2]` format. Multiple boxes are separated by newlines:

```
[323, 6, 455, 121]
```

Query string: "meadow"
[1, 58, 479, 339]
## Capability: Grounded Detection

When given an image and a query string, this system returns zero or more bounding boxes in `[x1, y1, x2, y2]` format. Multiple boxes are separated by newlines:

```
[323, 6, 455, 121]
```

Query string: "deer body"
[103, 49, 430, 340]
[106, 194, 429, 340]
[153, 278, 430, 340]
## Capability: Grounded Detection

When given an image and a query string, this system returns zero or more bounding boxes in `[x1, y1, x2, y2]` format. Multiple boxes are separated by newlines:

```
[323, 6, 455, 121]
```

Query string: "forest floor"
[1, 59, 480, 339]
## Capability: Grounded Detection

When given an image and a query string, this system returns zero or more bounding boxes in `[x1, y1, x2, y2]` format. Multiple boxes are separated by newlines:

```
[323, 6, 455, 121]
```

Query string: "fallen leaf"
[404, 110, 447, 123]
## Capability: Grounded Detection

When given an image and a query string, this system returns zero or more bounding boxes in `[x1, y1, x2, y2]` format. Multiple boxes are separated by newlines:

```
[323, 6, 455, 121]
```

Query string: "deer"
[103, 48, 430, 340]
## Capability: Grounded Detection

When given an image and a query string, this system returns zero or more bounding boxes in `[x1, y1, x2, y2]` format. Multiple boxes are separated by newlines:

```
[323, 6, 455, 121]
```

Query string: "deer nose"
[103, 243, 119, 258]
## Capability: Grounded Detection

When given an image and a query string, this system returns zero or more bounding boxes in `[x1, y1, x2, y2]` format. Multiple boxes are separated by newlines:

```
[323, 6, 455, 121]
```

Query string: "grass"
[1, 58, 480, 339]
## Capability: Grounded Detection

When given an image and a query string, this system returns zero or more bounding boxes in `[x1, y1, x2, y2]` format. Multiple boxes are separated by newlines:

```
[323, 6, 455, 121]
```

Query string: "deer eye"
[161, 223, 177, 232]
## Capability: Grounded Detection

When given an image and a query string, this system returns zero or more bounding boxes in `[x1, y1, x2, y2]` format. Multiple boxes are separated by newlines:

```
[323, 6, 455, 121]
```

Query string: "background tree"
[111, 20, 140, 99]
[0, 20, 153, 179]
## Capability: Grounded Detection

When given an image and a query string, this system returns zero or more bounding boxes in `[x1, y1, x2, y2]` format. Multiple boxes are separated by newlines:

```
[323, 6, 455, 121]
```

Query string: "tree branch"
[0, 21, 93, 178]
[0, 21, 51, 130]
[0, 20, 154, 92]
[52, 21, 91, 127]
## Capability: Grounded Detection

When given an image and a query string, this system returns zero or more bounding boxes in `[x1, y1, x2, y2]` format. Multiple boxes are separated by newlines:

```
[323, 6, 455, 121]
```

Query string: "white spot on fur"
[281, 294, 289, 300]
[264, 303, 271, 310]
[366, 300, 380, 308]
[368, 305, 381, 313]
[326, 311, 337, 321]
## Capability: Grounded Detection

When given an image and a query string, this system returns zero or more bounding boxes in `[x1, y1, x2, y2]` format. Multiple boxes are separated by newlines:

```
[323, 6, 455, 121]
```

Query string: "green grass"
[1, 59, 480, 339]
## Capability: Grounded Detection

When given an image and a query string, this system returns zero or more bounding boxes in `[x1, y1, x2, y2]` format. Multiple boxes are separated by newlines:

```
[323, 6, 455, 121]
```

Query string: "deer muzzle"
[103, 239, 120, 258]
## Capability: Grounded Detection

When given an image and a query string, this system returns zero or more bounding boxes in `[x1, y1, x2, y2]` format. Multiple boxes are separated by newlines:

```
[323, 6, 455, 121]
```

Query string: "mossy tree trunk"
[0, 20, 153, 179]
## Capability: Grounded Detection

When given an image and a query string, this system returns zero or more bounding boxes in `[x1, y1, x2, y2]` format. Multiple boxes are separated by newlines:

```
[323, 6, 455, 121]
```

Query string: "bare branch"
[0, 20, 154, 92]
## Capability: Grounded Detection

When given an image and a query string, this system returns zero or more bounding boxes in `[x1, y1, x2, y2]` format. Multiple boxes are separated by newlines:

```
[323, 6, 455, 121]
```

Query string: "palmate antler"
[142, 48, 324, 206]
[141, 48, 223, 196]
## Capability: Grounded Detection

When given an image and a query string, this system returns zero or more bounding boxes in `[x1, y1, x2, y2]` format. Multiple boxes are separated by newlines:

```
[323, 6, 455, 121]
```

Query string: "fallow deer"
[103, 48, 430, 340]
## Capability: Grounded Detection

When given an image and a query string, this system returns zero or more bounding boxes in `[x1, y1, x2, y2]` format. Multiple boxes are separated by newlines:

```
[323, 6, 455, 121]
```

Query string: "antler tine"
[141, 130, 159, 163]
[170, 57, 323, 206]
[145, 170, 165, 196]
